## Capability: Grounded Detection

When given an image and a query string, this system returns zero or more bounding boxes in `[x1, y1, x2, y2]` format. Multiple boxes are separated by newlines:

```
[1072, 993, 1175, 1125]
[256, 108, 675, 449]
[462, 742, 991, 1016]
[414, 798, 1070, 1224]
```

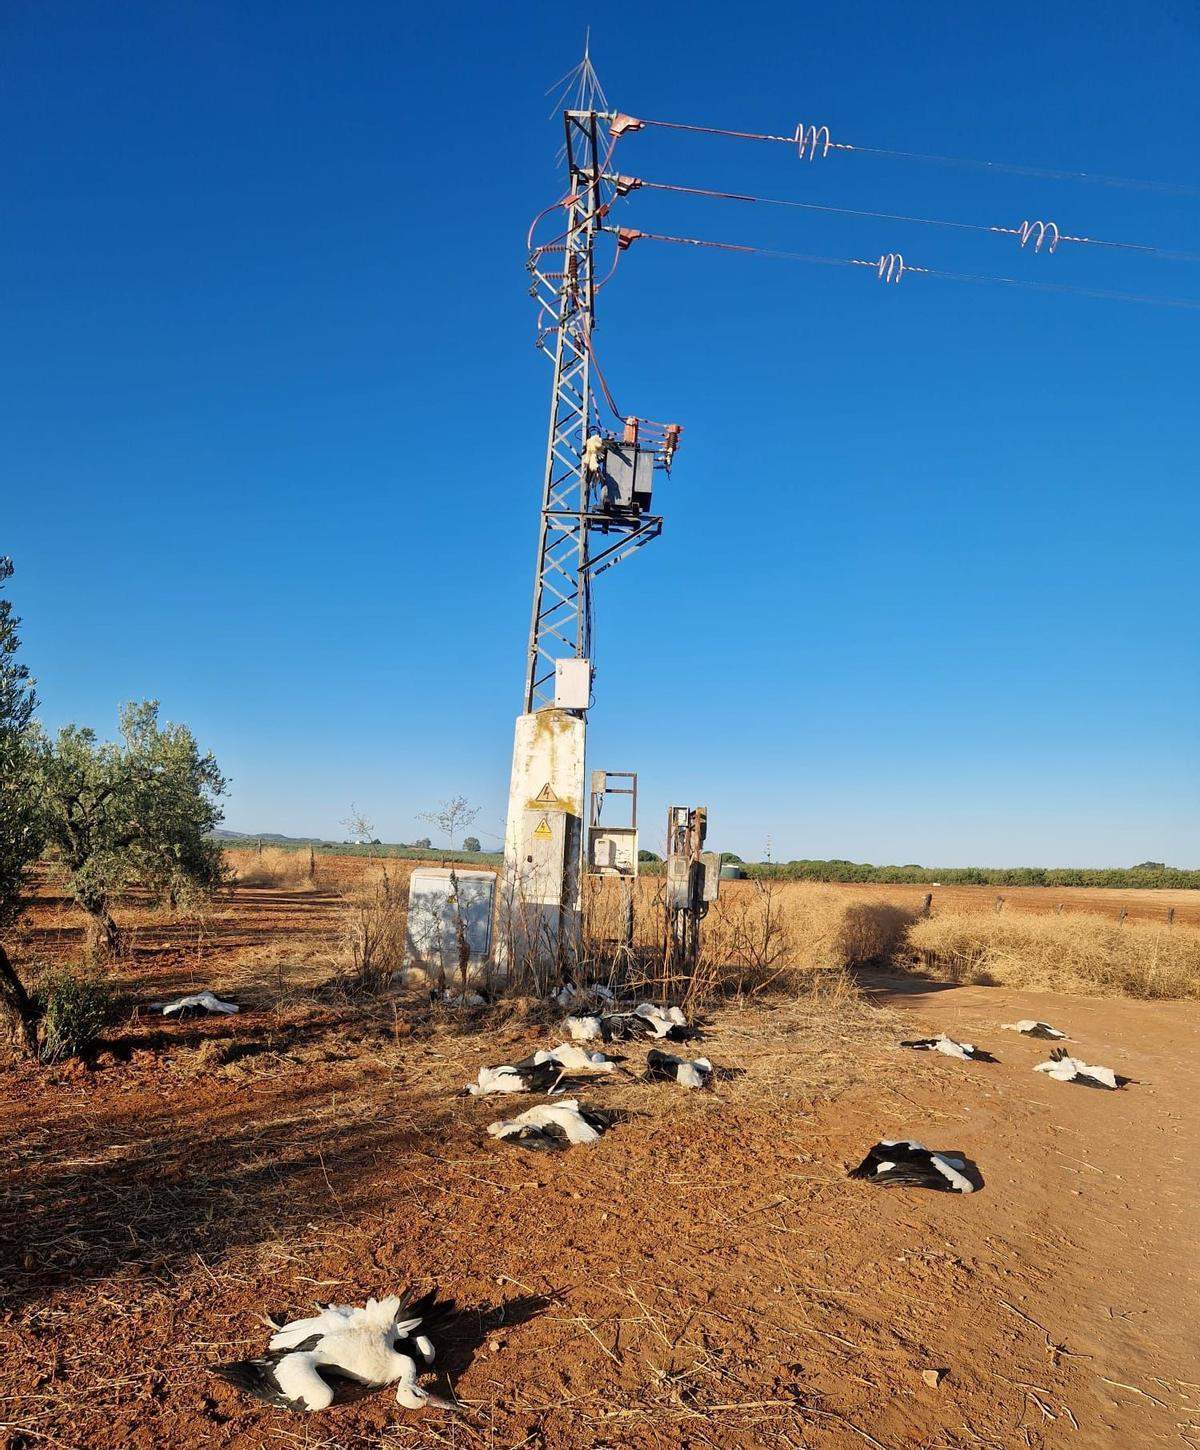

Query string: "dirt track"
[3, 876, 1197, 1450]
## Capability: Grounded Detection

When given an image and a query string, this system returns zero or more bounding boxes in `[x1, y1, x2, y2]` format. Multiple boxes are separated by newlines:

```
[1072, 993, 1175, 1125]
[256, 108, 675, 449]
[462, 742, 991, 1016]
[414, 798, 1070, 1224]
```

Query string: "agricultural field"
[2, 853, 1198, 1447]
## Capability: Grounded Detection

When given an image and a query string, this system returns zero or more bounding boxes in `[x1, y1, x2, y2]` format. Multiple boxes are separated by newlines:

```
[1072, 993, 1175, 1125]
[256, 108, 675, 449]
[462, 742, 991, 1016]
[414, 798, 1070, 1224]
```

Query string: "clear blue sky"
[4, 1, 1198, 865]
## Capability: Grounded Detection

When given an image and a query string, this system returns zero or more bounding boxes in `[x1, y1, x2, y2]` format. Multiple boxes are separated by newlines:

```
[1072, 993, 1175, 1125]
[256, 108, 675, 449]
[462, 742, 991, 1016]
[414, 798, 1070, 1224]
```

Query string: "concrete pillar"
[495, 709, 585, 979]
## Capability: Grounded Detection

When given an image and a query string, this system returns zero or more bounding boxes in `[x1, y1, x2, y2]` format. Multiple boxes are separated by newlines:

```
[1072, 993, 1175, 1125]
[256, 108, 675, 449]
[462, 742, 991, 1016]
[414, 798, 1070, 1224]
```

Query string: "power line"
[610, 226, 1200, 311]
[627, 176, 1200, 263]
[617, 112, 1200, 198]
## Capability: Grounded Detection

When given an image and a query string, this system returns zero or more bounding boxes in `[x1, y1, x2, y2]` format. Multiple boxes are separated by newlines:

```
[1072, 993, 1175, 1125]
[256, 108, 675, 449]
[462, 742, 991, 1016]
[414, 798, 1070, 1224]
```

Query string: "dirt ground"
[2, 875, 1198, 1448]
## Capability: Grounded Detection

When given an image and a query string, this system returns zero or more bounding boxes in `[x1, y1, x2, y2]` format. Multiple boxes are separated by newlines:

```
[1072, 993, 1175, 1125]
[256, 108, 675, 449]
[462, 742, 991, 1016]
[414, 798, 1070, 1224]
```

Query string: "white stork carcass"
[152, 991, 239, 1019]
[1033, 1048, 1120, 1090]
[487, 1098, 614, 1150]
[1001, 1020, 1067, 1039]
[645, 1048, 713, 1089]
[211, 1291, 456, 1412]
[899, 1035, 994, 1062]
[848, 1140, 975, 1193]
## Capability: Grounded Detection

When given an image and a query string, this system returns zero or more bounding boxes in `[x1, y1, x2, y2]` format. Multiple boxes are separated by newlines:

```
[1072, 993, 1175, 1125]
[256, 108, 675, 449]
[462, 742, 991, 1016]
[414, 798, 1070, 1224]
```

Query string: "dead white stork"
[645, 1048, 712, 1089]
[487, 1098, 614, 1150]
[1001, 1020, 1067, 1039]
[152, 991, 238, 1019]
[211, 1291, 456, 1412]
[1034, 1048, 1120, 1090]
[848, 1140, 975, 1193]
[899, 1035, 994, 1062]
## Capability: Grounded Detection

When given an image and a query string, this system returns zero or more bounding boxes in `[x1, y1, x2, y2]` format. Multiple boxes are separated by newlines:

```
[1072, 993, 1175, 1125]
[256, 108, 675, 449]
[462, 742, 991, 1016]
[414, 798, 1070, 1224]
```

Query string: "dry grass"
[584, 877, 917, 999]
[907, 909, 1200, 999]
[698, 882, 916, 993]
[229, 846, 315, 888]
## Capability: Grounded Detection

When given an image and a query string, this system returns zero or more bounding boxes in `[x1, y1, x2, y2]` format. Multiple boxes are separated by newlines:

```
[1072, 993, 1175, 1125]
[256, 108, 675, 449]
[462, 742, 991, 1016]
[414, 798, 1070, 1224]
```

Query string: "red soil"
[2, 879, 1197, 1448]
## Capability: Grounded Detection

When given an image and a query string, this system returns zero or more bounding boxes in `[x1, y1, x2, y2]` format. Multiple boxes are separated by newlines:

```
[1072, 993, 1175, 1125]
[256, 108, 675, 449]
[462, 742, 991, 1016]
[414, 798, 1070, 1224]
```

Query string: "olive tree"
[0, 560, 44, 1051]
[40, 701, 228, 956]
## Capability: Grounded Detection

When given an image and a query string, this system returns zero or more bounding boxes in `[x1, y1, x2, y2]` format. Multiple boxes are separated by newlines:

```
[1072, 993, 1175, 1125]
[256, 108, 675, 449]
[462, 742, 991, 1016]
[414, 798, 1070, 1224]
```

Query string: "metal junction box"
[520, 806, 568, 902]
[554, 657, 592, 710]
[588, 825, 638, 876]
[405, 867, 496, 977]
[700, 851, 721, 903]
[601, 443, 655, 513]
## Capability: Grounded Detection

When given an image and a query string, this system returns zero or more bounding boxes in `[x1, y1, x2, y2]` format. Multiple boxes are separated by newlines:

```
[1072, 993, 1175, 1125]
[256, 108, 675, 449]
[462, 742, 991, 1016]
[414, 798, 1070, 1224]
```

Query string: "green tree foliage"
[743, 858, 1200, 889]
[40, 701, 228, 956]
[461, 836, 482, 854]
[637, 849, 662, 863]
[0, 559, 45, 1051]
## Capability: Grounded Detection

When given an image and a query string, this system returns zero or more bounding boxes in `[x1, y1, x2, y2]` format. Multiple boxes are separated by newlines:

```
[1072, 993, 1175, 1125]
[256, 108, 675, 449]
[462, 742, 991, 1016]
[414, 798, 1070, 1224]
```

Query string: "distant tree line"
[740, 859, 1200, 889]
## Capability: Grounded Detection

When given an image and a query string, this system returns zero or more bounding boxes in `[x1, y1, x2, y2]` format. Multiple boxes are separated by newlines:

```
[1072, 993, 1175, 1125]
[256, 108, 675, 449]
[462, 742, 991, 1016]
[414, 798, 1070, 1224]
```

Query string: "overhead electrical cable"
[620, 113, 1200, 197]
[609, 226, 1200, 311]
[626, 176, 1200, 262]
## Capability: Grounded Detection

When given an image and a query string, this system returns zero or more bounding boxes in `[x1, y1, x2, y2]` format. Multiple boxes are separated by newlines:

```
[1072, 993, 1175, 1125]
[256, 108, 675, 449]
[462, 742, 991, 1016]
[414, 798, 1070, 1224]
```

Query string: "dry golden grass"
[907, 909, 1200, 999]
[698, 882, 916, 990]
[214, 851, 1200, 1003]
[228, 846, 315, 889]
[584, 877, 917, 998]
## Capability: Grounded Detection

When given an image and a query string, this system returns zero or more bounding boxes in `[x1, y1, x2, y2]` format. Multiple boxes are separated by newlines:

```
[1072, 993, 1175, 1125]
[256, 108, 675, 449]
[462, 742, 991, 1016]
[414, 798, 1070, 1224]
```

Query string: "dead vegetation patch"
[907, 909, 1200, 999]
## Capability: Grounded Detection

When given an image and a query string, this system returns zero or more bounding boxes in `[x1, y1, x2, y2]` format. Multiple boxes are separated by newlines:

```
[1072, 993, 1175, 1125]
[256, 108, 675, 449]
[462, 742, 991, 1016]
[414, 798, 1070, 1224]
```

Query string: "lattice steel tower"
[522, 82, 675, 713]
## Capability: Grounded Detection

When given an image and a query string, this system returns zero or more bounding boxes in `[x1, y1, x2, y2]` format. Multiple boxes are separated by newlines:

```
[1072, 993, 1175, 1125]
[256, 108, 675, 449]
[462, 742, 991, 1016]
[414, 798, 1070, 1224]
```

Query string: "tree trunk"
[82, 901, 122, 960]
[0, 942, 40, 1057]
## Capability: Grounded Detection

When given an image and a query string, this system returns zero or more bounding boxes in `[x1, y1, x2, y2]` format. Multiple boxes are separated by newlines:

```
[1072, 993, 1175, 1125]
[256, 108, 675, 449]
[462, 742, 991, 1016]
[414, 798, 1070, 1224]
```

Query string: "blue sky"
[3, 1, 1198, 865]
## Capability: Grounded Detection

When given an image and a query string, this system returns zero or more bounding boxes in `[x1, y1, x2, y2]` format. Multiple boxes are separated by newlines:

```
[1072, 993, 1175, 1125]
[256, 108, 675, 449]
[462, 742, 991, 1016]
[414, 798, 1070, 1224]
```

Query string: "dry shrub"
[581, 878, 916, 1001]
[232, 847, 315, 889]
[907, 909, 1200, 999]
[693, 883, 917, 998]
[340, 873, 406, 992]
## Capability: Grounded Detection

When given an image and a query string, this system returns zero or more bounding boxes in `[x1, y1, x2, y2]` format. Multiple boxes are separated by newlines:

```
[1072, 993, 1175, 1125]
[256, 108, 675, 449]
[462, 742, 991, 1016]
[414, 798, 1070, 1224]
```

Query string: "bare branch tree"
[340, 804, 375, 846]
[417, 795, 481, 853]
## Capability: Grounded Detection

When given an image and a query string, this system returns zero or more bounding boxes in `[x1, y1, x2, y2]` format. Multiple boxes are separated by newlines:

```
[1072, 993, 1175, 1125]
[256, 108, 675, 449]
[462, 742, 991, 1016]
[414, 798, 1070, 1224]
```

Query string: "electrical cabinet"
[520, 805, 567, 902]
[588, 826, 638, 876]
[554, 657, 592, 710]
[405, 868, 495, 976]
[601, 442, 655, 513]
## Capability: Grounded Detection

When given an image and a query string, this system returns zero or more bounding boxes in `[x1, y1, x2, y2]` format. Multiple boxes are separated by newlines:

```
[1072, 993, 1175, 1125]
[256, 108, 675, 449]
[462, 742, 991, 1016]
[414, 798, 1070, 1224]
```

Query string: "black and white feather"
[899, 1035, 994, 1062]
[848, 1140, 975, 1193]
[645, 1048, 713, 1089]
[151, 991, 238, 1019]
[1002, 1019, 1067, 1039]
[467, 1056, 565, 1097]
[555, 981, 616, 1009]
[487, 1098, 614, 1150]
[1033, 1047, 1120, 1090]
[467, 1042, 619, 1096]
[211, 1291, 455, 1412]
[535, 1042, 620, 1074]
[565, 1003, 693, 1044]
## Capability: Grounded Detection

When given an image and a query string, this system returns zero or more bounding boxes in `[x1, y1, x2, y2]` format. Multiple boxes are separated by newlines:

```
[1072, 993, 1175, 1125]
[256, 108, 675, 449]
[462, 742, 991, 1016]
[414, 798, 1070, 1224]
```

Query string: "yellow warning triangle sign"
[533, 816, 553, 839]
[534, 782, 560, 805]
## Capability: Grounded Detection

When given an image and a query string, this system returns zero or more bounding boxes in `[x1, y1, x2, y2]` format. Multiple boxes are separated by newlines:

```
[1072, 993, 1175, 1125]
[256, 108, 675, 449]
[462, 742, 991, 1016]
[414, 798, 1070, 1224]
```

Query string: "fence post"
[1167, 907, 1175, 928]
[994, 895, 1005, 914]
[919, 892, 933, 919]
[1118, 907, 1127, 926]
